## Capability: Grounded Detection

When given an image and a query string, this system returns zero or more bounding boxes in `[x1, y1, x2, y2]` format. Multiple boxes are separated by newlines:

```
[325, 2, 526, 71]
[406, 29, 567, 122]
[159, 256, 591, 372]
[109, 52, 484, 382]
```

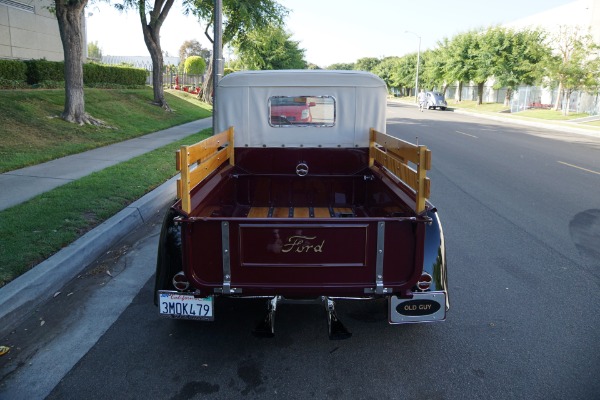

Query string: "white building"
[0, 0, 63, 60]
[504, 0, 600, 44]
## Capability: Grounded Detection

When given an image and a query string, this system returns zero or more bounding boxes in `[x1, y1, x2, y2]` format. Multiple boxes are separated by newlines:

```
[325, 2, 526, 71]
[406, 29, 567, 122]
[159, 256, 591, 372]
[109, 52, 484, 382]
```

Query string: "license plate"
[158, 291, 214, 321]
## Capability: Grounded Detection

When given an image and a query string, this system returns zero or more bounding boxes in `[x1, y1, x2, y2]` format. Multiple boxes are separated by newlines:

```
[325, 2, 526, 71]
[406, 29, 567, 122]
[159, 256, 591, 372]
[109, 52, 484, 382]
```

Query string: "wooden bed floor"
[247, 206, 353, 218]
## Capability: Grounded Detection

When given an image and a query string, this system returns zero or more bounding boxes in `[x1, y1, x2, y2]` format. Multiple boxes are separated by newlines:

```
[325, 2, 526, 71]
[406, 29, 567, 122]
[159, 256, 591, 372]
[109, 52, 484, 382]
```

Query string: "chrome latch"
[296, 162, 309, 176]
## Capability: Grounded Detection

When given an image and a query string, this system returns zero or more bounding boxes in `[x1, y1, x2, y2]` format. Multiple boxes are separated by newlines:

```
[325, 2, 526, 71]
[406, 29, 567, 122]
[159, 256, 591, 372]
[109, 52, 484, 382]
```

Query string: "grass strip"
[0, 128, 211, 287]
[0, 88, 211, 173]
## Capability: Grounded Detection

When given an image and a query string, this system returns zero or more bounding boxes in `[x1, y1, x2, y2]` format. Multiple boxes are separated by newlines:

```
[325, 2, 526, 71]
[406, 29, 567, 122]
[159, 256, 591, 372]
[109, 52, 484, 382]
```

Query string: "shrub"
[0, 78, 28, 89]
[0, 59, 27, 81]
[24, 59, 64, 84]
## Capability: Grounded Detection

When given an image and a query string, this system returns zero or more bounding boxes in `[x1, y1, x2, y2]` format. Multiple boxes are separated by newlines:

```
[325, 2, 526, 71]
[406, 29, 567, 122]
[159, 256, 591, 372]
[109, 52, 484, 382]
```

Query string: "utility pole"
[213, 0, 223, 134]
[405, 31, 421, 102]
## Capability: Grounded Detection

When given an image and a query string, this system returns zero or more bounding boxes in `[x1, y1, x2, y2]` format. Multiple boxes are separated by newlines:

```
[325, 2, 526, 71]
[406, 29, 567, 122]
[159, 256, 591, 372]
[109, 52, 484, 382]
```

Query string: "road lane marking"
[557, 161, 600, 176]
[455, 131, 478, 138]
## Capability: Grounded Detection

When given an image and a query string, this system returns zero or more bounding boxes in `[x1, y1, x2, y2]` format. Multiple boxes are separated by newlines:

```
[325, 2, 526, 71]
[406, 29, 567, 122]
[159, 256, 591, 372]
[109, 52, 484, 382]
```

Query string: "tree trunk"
[504, 88, 513, 107]
[456, 81, 463, 102]
[139, 0, 174, 111]
[476, 82, 484, 105]
[564, 88, 572, 116]
[55, 0, 103, 125]
[553, 81, 563, 111]
[201, 57, 214, 104]
[442, 83, 449, 96]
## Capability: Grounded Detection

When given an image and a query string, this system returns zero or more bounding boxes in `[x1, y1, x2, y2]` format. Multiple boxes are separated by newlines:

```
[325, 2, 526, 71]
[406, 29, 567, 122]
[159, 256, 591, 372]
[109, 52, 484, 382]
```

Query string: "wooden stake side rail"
[369, 128, 431, 214]
[177, 127, 235, 214]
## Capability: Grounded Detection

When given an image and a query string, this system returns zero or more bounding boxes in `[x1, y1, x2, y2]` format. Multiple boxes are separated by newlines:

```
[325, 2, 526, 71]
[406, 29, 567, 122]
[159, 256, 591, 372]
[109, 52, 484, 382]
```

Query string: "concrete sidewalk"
[0, 117, 212, 337]
[0, 117, 212, 212]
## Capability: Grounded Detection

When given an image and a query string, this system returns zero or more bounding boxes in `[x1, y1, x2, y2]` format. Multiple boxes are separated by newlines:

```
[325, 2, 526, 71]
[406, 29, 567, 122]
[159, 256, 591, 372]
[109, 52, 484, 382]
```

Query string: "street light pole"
[213, 0, 223, 135]
[405, 31, 421, 103]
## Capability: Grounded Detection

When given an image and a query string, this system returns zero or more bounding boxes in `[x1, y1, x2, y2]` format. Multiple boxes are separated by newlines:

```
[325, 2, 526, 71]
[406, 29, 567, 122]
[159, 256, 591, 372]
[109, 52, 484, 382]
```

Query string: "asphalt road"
[1, 103, 599, 400]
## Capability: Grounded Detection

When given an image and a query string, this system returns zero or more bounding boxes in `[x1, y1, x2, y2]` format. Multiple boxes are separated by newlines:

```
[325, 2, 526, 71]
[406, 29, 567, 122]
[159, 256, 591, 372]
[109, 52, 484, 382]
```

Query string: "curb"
[0, 176, 178, 338]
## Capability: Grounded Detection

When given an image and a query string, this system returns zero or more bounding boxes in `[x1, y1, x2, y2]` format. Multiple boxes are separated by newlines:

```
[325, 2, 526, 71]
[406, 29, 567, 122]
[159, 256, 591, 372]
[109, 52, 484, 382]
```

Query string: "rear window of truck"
[269, 96, 336, 127]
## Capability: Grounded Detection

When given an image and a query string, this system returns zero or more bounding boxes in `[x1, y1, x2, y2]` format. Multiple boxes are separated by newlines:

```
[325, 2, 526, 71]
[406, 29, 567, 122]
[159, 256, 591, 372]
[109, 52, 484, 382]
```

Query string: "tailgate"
[181, 218, 425, 297]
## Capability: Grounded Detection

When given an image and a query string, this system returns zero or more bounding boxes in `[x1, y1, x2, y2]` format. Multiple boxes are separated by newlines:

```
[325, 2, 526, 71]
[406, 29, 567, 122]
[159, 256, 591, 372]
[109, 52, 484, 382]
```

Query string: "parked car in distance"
[426, 91, 447, 110]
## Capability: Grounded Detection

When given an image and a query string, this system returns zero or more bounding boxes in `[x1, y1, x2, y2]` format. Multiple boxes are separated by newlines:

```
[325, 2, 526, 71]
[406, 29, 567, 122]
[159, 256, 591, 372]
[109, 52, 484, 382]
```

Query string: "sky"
[86, 0, 578, 68]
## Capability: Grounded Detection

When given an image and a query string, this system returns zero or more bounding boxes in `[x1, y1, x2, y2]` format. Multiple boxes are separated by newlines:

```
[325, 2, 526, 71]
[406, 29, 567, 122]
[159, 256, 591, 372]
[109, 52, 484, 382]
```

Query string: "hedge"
[24, 59, 65, 84]
[0, 59, 27, 81]
[84, 63, 147, 86]
[0, 59, 147, 88]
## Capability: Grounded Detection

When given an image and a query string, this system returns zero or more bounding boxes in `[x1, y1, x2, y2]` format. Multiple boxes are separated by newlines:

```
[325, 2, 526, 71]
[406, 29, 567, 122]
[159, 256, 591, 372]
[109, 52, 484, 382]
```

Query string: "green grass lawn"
[516, 109, 589, 120]
[0, 129, 211, 287]
[0, 88, 211, 173]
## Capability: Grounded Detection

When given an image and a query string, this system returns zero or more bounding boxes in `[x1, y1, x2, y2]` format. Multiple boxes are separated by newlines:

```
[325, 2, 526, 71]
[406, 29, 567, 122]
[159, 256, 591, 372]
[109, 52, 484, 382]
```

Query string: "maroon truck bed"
[175, 147, 427, 298]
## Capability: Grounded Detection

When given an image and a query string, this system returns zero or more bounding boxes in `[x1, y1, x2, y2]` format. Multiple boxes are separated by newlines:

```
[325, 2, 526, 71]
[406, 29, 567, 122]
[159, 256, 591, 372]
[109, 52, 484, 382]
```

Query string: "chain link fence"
[444, 83, 599, 116]
[510, 86, 599, 115]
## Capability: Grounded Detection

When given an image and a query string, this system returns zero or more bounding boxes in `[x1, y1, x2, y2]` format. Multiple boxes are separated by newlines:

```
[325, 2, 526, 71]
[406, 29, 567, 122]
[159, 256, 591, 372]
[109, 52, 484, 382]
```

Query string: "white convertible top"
[215, 70, 387, 148]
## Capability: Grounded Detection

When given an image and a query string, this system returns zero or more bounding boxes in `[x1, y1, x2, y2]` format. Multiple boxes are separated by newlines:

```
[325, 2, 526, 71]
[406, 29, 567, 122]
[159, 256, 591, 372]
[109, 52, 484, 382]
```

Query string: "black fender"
[422, 208, 449, 310]
[153, 206, 183, 306]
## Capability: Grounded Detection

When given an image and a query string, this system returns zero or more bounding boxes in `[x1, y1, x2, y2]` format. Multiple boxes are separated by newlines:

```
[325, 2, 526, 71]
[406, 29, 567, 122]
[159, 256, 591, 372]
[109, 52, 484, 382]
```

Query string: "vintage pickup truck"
[154, 70, 448, 339]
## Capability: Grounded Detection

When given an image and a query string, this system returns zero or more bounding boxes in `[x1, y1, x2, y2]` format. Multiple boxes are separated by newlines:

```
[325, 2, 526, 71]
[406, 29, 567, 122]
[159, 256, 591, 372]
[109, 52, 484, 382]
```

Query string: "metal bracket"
[364, 221, 391, 294]
[220, 221, 242, 294]
[375, 221, 386, 294]
[325, 297, 352, 339]
[365, 221, 392, 294]
[252, 296, 279, 337]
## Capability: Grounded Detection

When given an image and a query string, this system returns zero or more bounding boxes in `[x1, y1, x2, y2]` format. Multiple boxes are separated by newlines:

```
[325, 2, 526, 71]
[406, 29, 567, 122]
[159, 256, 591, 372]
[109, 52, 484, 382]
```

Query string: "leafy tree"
[183, 0, 288, 103]
[327, 62, 355, 70]
[116, 0, 175, 110]
[397, 53, 419, 94]
[53, 0, 103, 125]
[355, 57, 381, 72]
[87, 40, 103, 61]
[234, 24, 306, 70]
[419, 49, 447, 92]
[184, 55, 207, 87]
[492, 28, 551, 105]
[179, 39, 211, 71]
[444, 31, 479, 102]
[468, 28, 502, 105]
[425, 38, 459, 96]
[306, 63, 321, 70]
[545, 25, 600, 114]
[372, 56, 402, 93]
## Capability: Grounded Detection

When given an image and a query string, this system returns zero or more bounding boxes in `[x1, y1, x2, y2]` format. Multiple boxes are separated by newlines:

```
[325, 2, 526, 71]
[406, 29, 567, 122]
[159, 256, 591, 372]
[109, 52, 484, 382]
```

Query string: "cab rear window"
[269, 96, 335, 127]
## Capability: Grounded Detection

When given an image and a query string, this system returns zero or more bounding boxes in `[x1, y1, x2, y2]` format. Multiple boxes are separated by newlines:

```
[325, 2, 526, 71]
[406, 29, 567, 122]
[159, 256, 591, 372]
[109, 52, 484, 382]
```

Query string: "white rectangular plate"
[158, 291, 214, 321]
[389, 292, 446, 324]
